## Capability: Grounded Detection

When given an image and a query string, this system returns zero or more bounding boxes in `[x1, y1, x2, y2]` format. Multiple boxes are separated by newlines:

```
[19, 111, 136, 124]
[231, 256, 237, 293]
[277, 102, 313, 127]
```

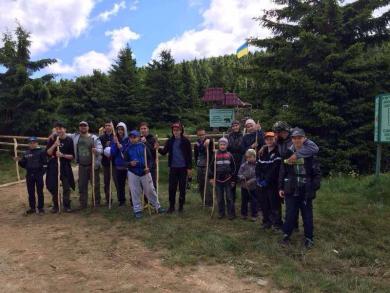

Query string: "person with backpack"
[279, 128, 321, 248]
[16, 136, 47, 214]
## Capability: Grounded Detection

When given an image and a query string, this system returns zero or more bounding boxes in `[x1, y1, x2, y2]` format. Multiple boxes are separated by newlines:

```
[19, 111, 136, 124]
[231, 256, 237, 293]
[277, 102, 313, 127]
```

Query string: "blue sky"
[1, 0, 387, 78]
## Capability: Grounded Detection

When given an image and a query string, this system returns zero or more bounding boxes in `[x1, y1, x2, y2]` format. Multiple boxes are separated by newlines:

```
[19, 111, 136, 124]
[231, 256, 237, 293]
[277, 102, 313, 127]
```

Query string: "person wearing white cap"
[241, 118, 265, 158]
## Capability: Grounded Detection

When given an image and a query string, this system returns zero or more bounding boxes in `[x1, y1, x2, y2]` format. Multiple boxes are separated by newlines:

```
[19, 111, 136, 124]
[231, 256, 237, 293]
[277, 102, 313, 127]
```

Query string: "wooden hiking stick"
[155, 134, 159, 195]
[56, 136, 61, 213]
[91, 151, 96, 208]
[109, 159, 112, 209]
[13, 138, 25, 209]
[144, 145, 152, 215]
[203, 139, 210, 207]
[211, 139, 217, 217]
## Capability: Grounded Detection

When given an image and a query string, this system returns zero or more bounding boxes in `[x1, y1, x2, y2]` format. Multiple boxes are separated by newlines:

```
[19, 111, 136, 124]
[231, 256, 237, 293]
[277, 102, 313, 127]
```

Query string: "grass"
[1, 154, 389, 292]
[0, 153, 25, 184]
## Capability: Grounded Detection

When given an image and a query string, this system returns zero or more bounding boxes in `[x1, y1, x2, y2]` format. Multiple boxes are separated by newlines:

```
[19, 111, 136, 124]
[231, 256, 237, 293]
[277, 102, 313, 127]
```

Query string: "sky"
[0, 0, 388, 79]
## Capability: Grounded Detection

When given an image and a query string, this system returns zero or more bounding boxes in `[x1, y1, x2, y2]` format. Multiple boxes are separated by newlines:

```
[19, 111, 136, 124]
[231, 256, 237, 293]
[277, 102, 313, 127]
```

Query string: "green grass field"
[1, 155, 389, 292]
[0, 153, 25, 184]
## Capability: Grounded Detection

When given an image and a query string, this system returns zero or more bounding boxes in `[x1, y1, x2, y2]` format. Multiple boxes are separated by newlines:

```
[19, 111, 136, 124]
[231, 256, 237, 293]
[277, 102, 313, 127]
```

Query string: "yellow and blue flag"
[236, 42, 249, 59]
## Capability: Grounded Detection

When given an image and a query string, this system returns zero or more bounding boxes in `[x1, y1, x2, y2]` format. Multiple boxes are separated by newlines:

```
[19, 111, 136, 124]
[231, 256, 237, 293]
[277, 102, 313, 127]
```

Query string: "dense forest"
[1, 0, 389, 174]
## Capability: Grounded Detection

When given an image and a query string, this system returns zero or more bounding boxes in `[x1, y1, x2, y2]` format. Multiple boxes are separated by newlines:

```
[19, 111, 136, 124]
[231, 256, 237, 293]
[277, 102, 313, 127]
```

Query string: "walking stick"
[155, 134, 159, 195]
[203, 139, 210, 207]
[13, 138, 25, 209]
[144, 145, 152, 215]
[109, 159, 112, 209]
[92, 152, 96, 208]
[56, 136, 61, 213]
[211, 139, 217, 217]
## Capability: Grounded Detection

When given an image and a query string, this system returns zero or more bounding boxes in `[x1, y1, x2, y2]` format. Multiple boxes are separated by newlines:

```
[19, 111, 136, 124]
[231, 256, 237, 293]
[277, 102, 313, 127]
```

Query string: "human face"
[197, 130, 206, 141]
[172, 127, 181, 138]
[232, 124, 240, 132]
[55, 127, 66, 137]
[140, 125, 149, 136]
[130, 135, 139, 144]
[246, 155, 256, 163]
[292, 136, 305, 149]
[79, 124, 89, 134]
[275, 130, 289, 140]
[219, 143, 227, 151]
[246, 123, 255, 133]
[29, 141, 38, 149]
[117, 127, 124, 137]
[104, 123, 112, 134]
[265, 136, 275, 147]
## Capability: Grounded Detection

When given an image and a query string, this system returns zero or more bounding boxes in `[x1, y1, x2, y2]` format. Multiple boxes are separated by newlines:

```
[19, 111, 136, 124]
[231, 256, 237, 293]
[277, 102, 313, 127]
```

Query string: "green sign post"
[209, 109, 234, 128]
[374, 93, 390, 177]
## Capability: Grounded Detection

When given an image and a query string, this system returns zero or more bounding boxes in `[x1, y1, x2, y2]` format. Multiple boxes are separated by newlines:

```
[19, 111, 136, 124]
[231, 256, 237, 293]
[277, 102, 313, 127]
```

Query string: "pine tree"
[250, 0, 390, 174]
[0, 26, 56, 135]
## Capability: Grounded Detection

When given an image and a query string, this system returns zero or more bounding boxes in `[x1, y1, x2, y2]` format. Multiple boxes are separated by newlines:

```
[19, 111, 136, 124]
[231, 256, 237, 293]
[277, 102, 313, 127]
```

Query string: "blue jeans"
[216, 181, 235, 217]
[283, 190, 313, 240]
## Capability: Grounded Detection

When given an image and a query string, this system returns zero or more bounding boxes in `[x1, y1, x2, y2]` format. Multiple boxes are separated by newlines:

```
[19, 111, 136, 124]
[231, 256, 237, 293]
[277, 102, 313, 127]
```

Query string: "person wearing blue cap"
[16, 137, 47, 214]
[124, 130, 165, 219]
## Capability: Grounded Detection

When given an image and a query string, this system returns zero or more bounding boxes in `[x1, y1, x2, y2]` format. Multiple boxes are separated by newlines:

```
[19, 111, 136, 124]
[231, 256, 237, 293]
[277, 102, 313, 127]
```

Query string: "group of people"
[16, 118, 321, 247]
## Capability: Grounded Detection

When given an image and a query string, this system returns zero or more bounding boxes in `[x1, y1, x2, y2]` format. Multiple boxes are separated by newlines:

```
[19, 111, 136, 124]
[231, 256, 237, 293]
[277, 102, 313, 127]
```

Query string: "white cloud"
[97, 1, 126, 22]
[129, 0, 140, 11]
[46, 26, 140, 76]
[0, 0, 95, 55]
[152, 0, 275, 61]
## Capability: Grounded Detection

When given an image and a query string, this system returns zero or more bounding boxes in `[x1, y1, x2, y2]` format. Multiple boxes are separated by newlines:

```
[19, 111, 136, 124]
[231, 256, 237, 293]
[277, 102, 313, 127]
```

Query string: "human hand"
[279, 190, 285, 198]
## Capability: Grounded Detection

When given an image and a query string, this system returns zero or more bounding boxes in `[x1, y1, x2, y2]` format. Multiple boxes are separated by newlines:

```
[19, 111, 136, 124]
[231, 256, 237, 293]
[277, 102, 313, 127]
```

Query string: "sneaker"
[167, 207, 175, 214]
[279, 234, 290, 246]
[37, 208, 45, 214]
[304, 238, 314, 249]
[157, 207, 166, 214]
[134, 211, 143, 220]
[26, 208, 35, 215]
[50, 207, 59, 214]
[64, 207, 72, 213]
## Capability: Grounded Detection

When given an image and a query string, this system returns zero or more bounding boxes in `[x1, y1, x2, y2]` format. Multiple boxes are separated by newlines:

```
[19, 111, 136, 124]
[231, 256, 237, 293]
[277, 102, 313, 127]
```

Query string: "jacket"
[124, 142, 153, 176]
[227, 131, 243, 173]
[110, 122, 129, 170]
[99, 132, 114, 167]
[276, 135, 319, 159]
[237, 161, 257, 191]
[278, 147, 321, 200]
[256, 146, 281, 188]
[194, 138, 214, 167]
[69, 133, 103, 169]
[159, 134, 192, 169]
[19, 147, 47, 172]
[142, 134, 157, 170]
[209, 150, 236, 183]
[241, 130, 265, 154]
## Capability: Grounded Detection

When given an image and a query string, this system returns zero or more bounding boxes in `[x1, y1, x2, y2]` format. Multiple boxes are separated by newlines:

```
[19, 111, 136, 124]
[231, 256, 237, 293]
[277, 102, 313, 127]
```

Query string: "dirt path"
[0, 183, 270, 293]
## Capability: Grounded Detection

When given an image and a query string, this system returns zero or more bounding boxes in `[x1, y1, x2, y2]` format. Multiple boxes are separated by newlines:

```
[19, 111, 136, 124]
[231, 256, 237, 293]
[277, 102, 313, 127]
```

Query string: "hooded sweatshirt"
[124, 142, 153, 176]
[110, 122, 130, 170]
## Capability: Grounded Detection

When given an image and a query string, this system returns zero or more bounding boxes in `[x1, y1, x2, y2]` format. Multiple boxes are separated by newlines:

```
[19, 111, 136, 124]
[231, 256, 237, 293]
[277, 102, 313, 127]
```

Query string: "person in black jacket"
[46, 122, 76, 213]
[194, 127, 214, 206]
[278, 128, 321, 248]
[158, 122, 192, 213]
[209, 137, 237, 220]
[17, 137, 47, 214]
[140, 122, 158, 188]
[227, 120, 243, 203]
[256, 132, 282, 229]
[99, 121, 117, 206]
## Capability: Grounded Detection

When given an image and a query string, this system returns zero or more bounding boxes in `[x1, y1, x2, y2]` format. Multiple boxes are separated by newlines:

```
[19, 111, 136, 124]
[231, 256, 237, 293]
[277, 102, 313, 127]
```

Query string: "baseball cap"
[129, 130, 140, 137]
[291, 127, 305, 137]
[28, 136, 38, 142]
[264, 132, 275, 138]
[79, 121, 89, 127]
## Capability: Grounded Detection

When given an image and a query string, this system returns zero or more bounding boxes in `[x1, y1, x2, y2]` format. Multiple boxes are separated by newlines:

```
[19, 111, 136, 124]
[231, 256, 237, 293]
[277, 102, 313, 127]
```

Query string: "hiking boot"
[37, 208, 45, 214]
[26, 208, 35, 215]
[50, 207, 59, 214]
[304, 238, 314, 249]
[157, 207, 166, 214]
[279, 234, 290, 246]
[134, 211, 143, 220]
